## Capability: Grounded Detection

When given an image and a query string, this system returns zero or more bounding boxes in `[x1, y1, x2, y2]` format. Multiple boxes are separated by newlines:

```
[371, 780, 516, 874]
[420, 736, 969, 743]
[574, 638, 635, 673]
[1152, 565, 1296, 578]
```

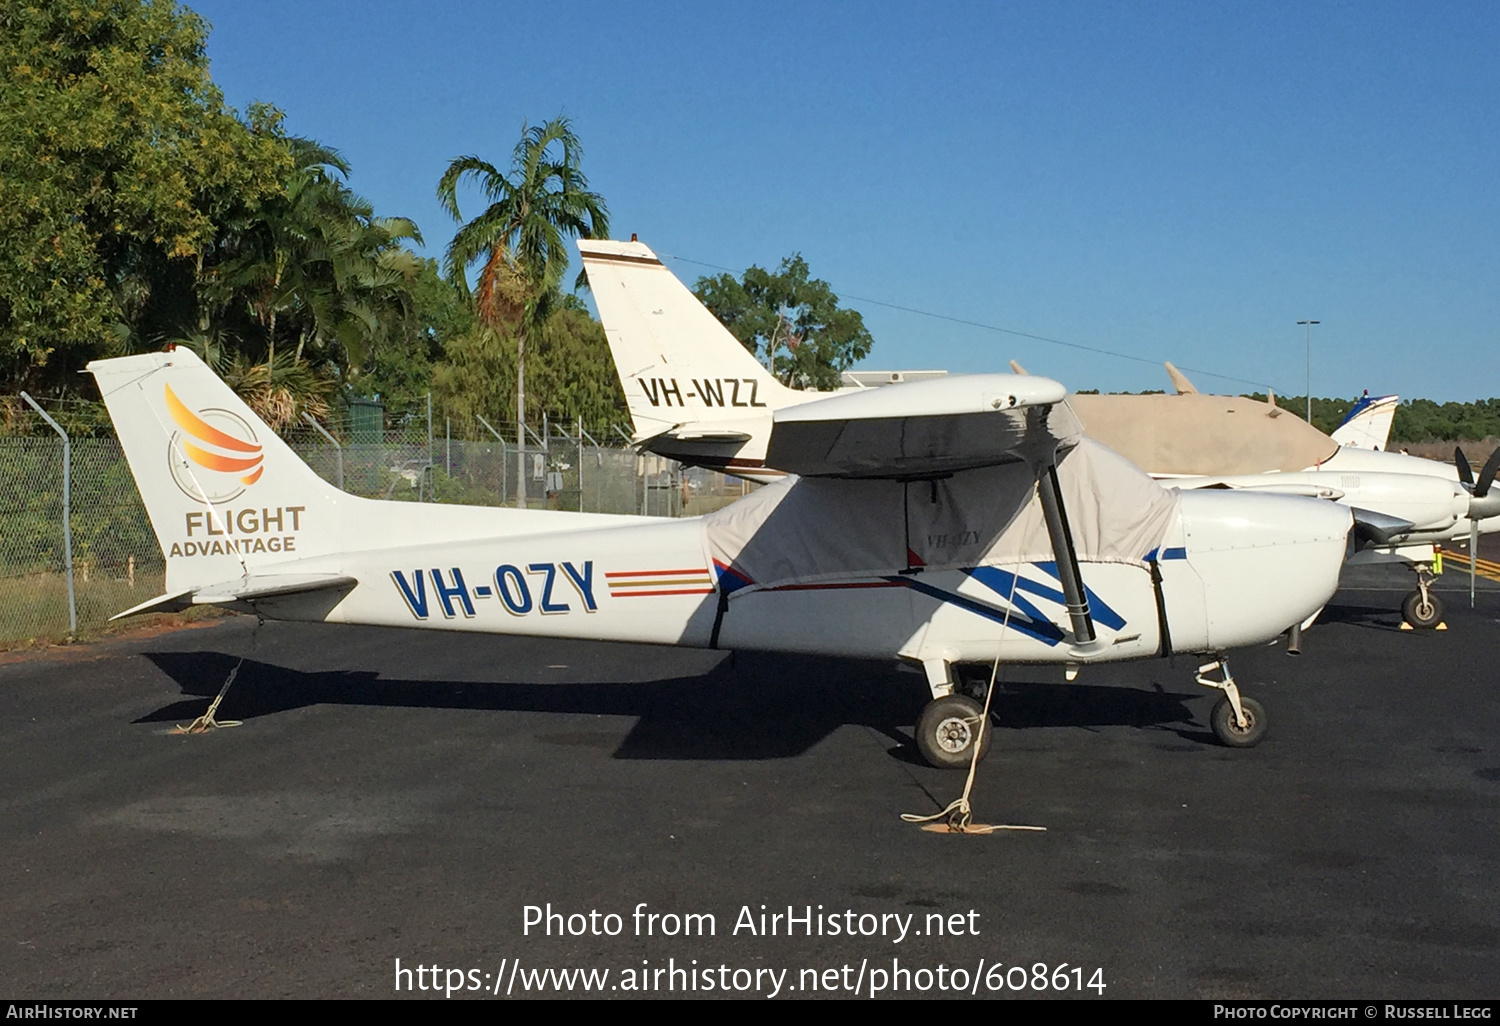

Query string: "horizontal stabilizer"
[109, 590, 196, 620]
[660, 427, 755, 443]
[764, 373, 1080, 478]
[194, 573, 359, 603]
[110, 573, 359, 620]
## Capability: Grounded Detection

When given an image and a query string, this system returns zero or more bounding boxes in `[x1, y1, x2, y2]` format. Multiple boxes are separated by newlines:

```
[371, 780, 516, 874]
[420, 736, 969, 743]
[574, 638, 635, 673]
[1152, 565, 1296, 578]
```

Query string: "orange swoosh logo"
[165, 385, 262, 454]
[181, 440, 264, 474]
[166, 384, 265, 486]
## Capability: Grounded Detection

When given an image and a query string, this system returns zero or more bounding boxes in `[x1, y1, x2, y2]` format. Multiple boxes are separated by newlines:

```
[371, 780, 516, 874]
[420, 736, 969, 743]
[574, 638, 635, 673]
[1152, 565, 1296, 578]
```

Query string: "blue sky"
[189, 1, 1499, 401]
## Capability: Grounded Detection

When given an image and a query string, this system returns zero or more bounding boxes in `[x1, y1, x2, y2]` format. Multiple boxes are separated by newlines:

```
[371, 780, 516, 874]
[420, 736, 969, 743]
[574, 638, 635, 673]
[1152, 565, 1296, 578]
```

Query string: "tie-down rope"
[169, 615, 263, 734]
[901, 558, 1046, 835]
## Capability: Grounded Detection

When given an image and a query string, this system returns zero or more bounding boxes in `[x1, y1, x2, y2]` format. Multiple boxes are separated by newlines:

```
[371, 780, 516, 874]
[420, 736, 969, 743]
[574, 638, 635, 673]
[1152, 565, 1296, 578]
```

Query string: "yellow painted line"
[1437, 549, 1500, 583]
[1437, 549, 1493, 569]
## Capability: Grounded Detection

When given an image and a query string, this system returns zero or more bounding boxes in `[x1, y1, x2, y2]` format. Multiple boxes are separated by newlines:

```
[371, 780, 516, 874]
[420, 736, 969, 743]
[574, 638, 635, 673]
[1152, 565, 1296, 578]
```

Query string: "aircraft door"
[1153, 525, 1211, 656]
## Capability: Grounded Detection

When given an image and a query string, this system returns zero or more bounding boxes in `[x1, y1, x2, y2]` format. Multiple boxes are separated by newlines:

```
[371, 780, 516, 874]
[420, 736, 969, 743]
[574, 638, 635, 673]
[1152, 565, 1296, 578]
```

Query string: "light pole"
[1297, 320, 1320, 423]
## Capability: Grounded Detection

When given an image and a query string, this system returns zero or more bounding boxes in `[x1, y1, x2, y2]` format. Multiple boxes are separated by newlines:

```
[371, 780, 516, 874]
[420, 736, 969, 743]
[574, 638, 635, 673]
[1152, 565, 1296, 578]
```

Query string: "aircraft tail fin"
[1164, 362, 1199, 395]
[1331, 393, 1398, 450]
[578, 239, 800, 440]
[87, 348, 346, 594]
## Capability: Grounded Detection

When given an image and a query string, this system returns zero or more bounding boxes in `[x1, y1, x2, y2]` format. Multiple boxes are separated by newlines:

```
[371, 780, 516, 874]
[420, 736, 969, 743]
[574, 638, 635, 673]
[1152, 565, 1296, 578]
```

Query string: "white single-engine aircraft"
[91, 337, 1352, 768]
[579, 239, 1499, 630]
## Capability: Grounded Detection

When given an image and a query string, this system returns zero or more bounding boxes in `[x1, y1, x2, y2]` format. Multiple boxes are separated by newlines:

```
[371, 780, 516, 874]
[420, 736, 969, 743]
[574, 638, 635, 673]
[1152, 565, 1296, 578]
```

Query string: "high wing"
[762, 373, 1081, 478]
[749, 370, 1096, 645]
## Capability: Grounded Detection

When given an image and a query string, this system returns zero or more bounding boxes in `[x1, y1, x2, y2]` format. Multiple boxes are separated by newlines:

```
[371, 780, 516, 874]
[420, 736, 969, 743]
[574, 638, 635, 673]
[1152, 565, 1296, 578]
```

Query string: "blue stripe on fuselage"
[969, 564, 1127, 631]
[892, 575, 1066, 645]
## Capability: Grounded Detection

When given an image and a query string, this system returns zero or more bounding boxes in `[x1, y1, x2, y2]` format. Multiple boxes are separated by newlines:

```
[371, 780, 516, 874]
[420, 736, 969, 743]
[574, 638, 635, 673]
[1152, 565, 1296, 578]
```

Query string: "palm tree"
[437, 117, 609, 507]
[200, 138, 424, 427]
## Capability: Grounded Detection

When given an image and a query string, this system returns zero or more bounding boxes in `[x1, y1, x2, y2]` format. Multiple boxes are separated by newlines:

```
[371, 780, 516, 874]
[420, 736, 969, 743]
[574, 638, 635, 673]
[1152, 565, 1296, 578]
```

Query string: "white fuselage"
[1168, 446, 1494, 547]
[243, 489, 1350, 669]
[87, 346, 1352, 689]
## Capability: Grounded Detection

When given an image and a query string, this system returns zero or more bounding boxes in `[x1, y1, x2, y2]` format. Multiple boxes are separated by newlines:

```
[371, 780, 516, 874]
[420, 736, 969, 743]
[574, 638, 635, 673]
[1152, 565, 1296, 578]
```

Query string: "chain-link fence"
[1, 401, 759, 647]
[0, 435, 166, 645]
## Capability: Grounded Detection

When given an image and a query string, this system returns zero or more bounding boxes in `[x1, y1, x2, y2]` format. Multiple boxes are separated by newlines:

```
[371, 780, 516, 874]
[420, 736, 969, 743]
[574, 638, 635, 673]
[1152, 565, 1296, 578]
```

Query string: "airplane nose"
[1180, 489, 1353, 552]
[1176, 490, 1351, 651]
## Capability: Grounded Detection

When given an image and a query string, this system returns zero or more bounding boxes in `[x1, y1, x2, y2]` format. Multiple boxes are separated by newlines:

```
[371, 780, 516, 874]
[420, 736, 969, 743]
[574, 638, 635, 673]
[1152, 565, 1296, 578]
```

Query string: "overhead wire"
[657, 251, 1289, 396]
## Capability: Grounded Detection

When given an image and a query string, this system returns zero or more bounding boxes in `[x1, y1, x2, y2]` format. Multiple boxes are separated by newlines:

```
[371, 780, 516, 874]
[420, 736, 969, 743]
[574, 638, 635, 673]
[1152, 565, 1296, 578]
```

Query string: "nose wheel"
[1402, 588, 1443, 630]
[1400, 564, 1444, 629]
[1196, 658, 1268, 748]
[1209, 694, 1267, 747]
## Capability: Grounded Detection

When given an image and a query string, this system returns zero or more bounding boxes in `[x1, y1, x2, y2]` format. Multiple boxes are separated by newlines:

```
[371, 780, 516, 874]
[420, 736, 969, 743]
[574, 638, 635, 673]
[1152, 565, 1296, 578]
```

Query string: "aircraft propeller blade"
[1455, 446, 1473, 488]
[1474, 446, 1500, 499]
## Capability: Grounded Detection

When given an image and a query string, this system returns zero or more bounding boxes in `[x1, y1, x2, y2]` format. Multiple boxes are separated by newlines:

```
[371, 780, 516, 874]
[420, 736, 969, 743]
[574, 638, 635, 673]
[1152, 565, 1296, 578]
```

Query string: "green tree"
[436, 117, 609, 505]
[527, 302, 629, 431]
[0, 0, 291, 394]
[693, 254, 874, 389]
[193, 135, 425, 429]
[1392, 398, 1500, 443]
[434, 301, 626, 436]
[356, 257, 467, 424]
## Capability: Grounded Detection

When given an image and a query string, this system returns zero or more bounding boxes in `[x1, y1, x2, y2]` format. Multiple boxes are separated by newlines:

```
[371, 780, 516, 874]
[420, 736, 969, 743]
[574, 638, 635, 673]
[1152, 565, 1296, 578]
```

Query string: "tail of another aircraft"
[1331, 393, 1398, 451]
[578, 239, 802, 441]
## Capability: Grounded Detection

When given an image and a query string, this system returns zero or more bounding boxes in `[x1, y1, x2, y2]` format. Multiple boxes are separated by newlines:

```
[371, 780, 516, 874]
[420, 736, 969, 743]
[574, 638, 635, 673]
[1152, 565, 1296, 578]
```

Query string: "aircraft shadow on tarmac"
[139, 651, 1210, 761]
[1320, 600, 1408, 631]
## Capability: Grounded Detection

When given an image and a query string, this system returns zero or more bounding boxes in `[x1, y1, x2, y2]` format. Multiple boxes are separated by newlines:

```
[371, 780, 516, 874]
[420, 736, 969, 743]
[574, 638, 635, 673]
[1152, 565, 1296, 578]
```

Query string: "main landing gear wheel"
[1210, 695, 1267, 748]
[916, 694, 992, 769]
[1402, 589, 1444, 630]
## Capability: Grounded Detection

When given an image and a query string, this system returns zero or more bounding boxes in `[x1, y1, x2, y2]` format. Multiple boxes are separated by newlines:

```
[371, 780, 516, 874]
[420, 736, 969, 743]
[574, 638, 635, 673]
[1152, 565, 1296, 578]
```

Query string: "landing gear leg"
[1402, 566, 1444, 630]
[1195, 657, 1267, 748]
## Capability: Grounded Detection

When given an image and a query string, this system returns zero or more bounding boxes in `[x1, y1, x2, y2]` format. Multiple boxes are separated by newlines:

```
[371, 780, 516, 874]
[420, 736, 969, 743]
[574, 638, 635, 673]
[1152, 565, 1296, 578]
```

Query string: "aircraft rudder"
[1331, 393, 1398, 450]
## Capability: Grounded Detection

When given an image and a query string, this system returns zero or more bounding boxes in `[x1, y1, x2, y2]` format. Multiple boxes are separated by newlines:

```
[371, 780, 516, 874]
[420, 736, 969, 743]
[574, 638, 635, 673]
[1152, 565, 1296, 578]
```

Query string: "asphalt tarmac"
[2, 570, 1498, 1000]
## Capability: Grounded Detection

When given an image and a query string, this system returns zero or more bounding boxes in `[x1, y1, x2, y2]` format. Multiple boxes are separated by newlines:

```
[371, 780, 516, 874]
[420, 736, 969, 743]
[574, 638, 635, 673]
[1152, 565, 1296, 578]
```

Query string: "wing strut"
[1036, 462, 1097, 646]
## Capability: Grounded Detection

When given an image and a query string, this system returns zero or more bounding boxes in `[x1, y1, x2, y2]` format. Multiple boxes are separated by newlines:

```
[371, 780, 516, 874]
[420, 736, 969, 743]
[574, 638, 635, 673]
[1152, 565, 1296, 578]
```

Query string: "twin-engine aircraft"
[92, 338, 1349, 769]
[578, 238, 1498, 629]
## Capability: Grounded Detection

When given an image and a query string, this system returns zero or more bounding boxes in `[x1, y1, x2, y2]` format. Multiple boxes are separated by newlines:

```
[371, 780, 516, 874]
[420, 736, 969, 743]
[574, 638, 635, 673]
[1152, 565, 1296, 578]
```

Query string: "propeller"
[1476, 446, 1500, 500]
[1454, 445, 1500, 511]
[1454, 444, 1500, 606]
